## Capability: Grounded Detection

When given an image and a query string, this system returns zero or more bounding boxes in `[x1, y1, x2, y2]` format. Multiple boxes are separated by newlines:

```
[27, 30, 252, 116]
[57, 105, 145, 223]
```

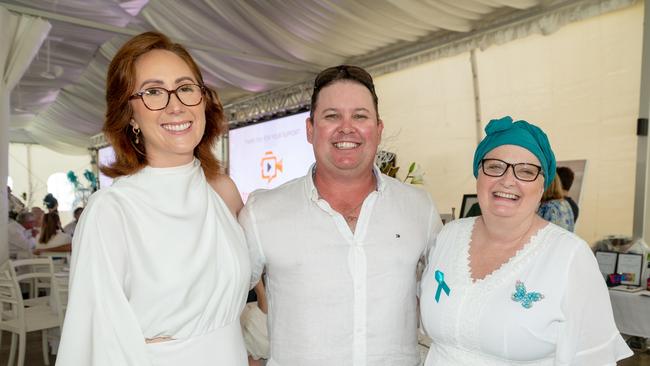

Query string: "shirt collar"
[306, 163, 387, 202]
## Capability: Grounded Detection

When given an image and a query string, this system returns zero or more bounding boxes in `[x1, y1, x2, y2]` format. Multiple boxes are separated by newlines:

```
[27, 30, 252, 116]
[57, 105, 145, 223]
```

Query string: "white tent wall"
[9, 143, 92, 226]
[0, 6, 50, 263]
[375, 2, 642, 244]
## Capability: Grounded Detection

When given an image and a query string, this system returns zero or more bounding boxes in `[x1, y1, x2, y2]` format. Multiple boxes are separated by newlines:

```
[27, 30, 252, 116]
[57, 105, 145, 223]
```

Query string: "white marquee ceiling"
[0, 0, 629, 153]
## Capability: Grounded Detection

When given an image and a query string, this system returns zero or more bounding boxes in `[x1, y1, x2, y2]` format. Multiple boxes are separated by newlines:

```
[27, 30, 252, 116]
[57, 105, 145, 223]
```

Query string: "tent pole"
[634, 0, 650, 244]
[470, 49, 483, 146]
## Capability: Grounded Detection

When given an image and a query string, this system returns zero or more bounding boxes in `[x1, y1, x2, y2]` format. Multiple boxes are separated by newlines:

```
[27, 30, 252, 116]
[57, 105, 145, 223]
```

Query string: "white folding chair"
[0, 259, 60, 366]
[12, 258, 54, 307]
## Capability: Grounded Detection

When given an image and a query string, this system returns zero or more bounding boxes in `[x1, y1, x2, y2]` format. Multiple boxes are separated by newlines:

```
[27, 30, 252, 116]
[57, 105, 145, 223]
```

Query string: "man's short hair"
[556, 166, 575, 191]
[310, 65, 378, 120]
[16, 211, 34, 224]
[73, 207, 83, 218]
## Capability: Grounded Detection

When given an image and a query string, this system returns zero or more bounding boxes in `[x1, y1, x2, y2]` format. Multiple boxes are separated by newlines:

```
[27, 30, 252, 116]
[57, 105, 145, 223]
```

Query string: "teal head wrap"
[472, 116, 556, 189]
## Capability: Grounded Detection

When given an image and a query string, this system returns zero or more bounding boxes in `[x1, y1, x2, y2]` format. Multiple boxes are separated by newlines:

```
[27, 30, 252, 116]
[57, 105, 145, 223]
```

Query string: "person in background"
[7, 185, 25, 215]
[57, 31, 249, 366]
[43, 193, 58, 213]
[239, 65, 443, 365]
[8, 211, 37, 259]
[537, 174, 575, 232]
[63, 206, 84, 236]
[556, 166, 579, 222]
[420, 116, 631, 365]
[30, 206, 45, 238]
[31, 206, 44, 226]
[34, 211, 72, 255]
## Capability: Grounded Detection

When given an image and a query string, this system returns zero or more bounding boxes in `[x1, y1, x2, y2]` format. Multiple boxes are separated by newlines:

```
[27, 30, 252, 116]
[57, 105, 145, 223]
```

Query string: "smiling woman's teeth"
[494, 192, 518, 200]
[162, 122, 191, 132]
[334, 142, 358, 149]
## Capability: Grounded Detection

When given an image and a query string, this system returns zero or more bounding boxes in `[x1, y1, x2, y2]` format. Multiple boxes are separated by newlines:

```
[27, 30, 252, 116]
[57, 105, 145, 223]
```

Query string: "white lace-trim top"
[420, 217, 632, 365]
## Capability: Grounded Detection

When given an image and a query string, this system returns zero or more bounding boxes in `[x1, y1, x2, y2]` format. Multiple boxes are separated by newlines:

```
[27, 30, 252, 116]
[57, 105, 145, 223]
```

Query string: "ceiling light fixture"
[40, 39, 63, 80]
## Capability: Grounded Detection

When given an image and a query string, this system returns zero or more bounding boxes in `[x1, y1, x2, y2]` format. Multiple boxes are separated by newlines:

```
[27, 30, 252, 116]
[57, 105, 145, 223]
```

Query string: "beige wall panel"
[374, 3, 642, 244]
[376, 52, 477, 216]
[477, 3, 642, 243]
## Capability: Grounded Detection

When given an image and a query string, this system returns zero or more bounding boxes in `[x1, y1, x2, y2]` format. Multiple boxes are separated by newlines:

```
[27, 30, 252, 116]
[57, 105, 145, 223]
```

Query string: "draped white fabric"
[0, 4, 50, 263]
[3, 0, 639, 155]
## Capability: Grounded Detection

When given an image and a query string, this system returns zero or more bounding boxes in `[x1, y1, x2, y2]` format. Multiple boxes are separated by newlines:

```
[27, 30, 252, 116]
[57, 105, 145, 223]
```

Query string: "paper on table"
[595, 251, 617, 279]
[610, 285, 644, 293]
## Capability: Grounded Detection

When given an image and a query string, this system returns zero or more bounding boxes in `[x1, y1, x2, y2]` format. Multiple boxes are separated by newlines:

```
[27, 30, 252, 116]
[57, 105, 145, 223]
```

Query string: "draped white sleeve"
[56, 189, 151, 366]
[554, 242, 633, 365]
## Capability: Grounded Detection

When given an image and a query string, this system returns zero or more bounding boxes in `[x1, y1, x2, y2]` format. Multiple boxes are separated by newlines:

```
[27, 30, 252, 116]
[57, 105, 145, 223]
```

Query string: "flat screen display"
[228, 111, 315, 202]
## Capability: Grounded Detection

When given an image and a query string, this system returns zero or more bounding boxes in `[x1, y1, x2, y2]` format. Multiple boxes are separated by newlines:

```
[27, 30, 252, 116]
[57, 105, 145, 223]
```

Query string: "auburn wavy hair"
[39, 212, 61, 244]
[101, 31, 225, 180]
[541, 174, 564, 202]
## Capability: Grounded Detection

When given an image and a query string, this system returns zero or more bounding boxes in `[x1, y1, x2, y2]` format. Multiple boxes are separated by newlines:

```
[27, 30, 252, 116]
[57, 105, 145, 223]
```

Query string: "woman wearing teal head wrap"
[472, 116, 556, 190]
[419, 117, 631, 365]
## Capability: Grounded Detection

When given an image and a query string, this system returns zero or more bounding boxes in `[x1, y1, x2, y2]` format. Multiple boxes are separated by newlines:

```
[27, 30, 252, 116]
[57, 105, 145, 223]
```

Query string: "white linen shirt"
[8, 218, 36, 259]
[62, 220, 77, 236]
[239, 166, 443, 366]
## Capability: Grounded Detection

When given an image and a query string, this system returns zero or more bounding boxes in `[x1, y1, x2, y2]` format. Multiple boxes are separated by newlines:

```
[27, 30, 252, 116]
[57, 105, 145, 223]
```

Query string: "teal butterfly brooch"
[511, 281, 544, 309]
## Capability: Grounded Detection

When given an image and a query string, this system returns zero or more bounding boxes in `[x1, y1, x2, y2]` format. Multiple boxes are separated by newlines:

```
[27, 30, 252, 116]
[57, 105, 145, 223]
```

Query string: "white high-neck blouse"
[57, 159, 250, 366]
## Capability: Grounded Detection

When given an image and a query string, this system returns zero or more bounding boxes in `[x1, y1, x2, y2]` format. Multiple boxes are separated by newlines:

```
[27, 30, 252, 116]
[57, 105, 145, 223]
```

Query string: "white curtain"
[0, 5, 50, 263]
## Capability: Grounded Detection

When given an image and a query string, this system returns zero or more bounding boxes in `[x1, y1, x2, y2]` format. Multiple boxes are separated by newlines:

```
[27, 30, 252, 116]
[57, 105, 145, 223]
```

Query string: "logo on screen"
[260, 151, 283, 183]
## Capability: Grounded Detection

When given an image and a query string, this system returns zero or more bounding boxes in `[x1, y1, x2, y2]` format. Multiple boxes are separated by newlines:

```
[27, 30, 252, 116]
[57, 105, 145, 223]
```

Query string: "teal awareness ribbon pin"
[434, 270, 451, 303]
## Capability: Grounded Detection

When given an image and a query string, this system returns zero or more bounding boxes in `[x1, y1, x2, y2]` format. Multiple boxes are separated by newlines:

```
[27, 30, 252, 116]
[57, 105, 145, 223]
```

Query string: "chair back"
[0, 260, 26, 331]
[10, 258, 55, 307]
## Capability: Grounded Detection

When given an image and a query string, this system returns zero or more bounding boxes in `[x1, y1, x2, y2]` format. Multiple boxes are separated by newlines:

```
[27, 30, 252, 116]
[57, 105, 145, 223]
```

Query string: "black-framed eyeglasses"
[480, 158, 543, 182]
[129, 83, 205, 111]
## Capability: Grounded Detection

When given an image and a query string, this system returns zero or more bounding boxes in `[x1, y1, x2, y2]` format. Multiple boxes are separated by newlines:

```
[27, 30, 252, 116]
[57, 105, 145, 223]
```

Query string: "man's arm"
[238, 196, 266, 290]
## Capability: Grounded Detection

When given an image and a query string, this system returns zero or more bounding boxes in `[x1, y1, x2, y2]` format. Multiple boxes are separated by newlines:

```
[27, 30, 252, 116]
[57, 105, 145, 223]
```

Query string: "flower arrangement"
[67, 169, 98, 207]
[376, 150, 424, 185]
[402, 162, 425, 185]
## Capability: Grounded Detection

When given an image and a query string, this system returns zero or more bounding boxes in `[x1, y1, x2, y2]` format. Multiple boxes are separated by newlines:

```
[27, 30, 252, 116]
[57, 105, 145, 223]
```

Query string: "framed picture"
[617, 253, 643, 286]
[459, 194, 479, 219]
[595, 251, 618, 280]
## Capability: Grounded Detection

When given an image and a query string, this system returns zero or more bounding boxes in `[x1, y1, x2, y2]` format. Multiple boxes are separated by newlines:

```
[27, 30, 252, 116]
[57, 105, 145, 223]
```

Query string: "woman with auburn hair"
[57, 32, 249, 366]
[34, 212, 71, 254]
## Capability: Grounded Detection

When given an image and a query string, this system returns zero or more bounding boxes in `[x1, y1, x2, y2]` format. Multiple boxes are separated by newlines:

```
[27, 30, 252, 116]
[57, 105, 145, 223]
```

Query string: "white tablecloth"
[608, 289, 650, 338]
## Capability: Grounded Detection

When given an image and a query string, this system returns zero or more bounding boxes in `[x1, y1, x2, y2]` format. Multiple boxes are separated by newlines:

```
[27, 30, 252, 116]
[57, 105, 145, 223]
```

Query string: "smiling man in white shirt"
[239, 65, 443, 366]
